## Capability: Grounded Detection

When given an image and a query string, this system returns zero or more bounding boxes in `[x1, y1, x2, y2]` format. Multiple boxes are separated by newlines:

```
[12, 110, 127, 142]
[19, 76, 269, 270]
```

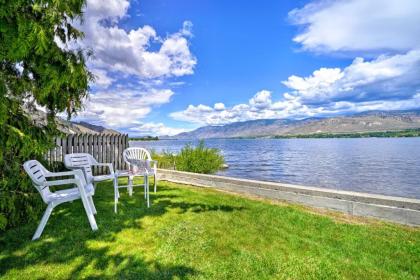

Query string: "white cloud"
[283, 68, 343, 102]
[79, 0, 196, 79]
[129, 122, 189, 136]
[214, 103, 225, 111]
[170, 90, 310, 125]
[248, 90, 273, 110]
[289, 0, 420, 53]
[171, 50, 420, 126]
[91, 69, 115, 88]
[67, 0, 196, 132]
[75, 88, 174, 127]
[283, 50, 420, 103]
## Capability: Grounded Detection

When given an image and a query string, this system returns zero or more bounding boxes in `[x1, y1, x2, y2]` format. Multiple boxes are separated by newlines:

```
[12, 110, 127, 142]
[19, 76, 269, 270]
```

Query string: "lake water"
[130, 138, 420, 199]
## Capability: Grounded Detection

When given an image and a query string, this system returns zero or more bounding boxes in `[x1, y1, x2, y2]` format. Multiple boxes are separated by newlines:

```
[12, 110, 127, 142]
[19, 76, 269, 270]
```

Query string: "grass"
[0, 179, 419, 279]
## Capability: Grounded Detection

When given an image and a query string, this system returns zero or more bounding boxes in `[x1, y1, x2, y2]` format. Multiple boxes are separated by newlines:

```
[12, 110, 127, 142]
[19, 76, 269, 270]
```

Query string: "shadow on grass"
[0, 236, 198, 279]
[0, 182, 245, 278]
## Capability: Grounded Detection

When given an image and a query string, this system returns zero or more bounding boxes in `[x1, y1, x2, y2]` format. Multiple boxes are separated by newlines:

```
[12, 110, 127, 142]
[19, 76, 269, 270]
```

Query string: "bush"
[151, 150, 177, 170]
[150, 141, 225, 174]
[175, 141, 225, 174]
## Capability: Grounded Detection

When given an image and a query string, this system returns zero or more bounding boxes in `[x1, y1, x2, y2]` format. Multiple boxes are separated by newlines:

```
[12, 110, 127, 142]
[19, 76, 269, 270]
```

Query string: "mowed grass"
[0, 179, 419, 279]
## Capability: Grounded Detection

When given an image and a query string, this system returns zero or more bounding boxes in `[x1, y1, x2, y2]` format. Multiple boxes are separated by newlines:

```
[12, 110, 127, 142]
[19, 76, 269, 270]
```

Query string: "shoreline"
[131, 128, 420, 141]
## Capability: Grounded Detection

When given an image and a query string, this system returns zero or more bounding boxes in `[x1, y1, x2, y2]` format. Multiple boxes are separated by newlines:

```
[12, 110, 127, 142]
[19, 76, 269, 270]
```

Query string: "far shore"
[130, 128, 420, 141]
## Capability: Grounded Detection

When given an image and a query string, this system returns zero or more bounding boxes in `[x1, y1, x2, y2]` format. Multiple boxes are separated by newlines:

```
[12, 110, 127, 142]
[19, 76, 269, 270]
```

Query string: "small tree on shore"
[0, 0, 92, 229]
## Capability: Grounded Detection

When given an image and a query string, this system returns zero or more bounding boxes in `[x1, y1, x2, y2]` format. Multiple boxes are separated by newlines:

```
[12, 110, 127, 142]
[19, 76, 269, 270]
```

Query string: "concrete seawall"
[158, 169, 420, 226]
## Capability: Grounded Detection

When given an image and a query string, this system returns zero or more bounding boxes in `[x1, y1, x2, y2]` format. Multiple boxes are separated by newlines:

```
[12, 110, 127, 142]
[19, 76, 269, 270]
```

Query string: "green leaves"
[175, 140, 225, 174]
[0, 0, 90, 230]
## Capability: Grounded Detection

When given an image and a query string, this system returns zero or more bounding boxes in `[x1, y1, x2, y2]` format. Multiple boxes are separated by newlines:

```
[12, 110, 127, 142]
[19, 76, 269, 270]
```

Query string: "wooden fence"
[47, 134, 129, 171]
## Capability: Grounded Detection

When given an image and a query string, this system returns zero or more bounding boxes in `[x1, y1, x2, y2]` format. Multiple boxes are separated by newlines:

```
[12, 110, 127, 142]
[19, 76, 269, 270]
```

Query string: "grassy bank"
[0, 179, 419, 279]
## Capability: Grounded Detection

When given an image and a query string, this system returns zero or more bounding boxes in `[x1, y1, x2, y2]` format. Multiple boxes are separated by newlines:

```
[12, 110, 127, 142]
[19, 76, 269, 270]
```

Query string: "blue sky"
[73, 0, 420, 136]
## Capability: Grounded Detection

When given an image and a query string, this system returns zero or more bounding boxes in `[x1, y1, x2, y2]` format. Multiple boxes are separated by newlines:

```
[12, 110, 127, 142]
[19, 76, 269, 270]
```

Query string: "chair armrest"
[45, 169, 87, 184]
[44, 170, 90, 198]
[93, 163, 114, 175]
[44, 169, 86, 186]
[44, 170, 83, 178]
[44, 178, 81, 187]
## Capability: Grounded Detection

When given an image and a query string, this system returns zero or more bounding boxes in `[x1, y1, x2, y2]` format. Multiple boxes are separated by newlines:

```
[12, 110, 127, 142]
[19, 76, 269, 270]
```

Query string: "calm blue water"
[130, 138, 420, 199]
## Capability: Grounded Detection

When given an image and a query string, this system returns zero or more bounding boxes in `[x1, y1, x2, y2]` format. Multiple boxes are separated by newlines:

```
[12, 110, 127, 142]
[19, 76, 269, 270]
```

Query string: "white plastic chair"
[64, 153, 114, 188]
[123, 147, 157, 193]
[23, 160, 98, 240]
[112, 148, 156, 212]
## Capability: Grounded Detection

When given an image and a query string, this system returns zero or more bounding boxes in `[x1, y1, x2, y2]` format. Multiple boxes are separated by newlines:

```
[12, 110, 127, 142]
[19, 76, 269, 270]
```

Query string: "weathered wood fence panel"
[47, 134, 129, 171]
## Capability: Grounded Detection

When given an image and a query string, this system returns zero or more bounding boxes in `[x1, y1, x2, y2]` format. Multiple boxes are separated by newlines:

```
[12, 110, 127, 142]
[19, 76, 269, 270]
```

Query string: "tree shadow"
[0, 181, 245, 278]
[153, 198, 245, 214]
[0, 234, 198, 279]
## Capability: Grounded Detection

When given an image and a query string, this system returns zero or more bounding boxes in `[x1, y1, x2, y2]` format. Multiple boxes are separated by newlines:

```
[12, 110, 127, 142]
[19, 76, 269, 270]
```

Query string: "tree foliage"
[0, 0, 91, 229]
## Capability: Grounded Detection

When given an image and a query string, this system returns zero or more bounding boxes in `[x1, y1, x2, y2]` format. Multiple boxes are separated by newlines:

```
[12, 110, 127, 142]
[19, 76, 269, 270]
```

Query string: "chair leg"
[154, 174, 157, 193]
[114, 176, 118, 213]
[144, 176, 147, 199]
[128, 175, 133, 196]
[114, 192, 118, 213]
[80, 193, 98, 231]
[32, 203, 54, 240]
[146, 176, 150, 208]
[88, 196, 97, 215]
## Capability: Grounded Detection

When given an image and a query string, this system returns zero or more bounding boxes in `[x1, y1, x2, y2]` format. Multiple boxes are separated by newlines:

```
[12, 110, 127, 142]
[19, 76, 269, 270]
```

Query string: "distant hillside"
[69, 121, 121, 135]
[28, 107, 121, 135]
[173, 110, 420, 139]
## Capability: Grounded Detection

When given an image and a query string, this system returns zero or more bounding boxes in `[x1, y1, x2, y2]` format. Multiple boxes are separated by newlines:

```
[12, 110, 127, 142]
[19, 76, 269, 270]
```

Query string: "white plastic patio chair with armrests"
[123, 147, 157, 193]
[112, 148, 156, 212]
[64, 153, 114, 189]
[23, 160, 98, 240]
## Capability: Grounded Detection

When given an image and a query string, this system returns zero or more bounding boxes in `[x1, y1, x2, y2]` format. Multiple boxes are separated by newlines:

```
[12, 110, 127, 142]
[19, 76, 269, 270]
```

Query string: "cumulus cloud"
[214, 103, 225, 111]
[283, 50, 420, 104]
[129, 122, 189, 136]
[249, 90, 272, 109]
[171, 50, 420, 125]
[170, 90, 309, 125]
[91, 68, 115, 88]
[68, 0, 196, 133]
[80, 0, 196, 79]
[289, 0, 420, 53]
[75, 88, 174, 127]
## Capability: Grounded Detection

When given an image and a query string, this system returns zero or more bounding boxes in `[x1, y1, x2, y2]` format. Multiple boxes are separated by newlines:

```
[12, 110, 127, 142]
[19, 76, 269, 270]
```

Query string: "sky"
[71, 0, 420, 136]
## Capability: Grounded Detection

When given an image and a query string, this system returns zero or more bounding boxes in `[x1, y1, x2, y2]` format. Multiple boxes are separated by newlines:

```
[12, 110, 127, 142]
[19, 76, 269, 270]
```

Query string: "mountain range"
[171, 110, 420, 139]
[28, 107, 121, 135]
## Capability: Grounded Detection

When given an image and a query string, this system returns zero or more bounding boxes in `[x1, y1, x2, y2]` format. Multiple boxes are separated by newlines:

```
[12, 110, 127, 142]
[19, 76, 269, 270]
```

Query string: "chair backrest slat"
[23, 160, 52, 203]
[64, 153, 95, 182]
[123, 148, 151, 170]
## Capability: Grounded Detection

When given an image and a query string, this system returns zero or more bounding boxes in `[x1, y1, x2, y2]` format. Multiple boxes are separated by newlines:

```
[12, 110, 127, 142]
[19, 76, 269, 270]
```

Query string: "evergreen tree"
[0, 0, 92, 229]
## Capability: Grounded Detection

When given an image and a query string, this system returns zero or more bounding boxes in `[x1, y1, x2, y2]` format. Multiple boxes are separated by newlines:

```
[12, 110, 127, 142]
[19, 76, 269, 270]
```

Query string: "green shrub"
[150, 141, 225, 174]
[151, 150, 177, 170]
[175, 141, 225, 174]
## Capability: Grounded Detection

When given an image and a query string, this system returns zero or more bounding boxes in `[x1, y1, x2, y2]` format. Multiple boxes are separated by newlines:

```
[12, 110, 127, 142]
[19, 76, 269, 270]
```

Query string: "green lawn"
[0, 179, 419, 280]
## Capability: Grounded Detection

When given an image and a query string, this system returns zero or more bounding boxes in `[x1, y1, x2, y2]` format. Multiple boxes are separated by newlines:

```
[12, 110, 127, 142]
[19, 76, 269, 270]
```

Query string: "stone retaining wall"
[158, 169, 420, 226]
